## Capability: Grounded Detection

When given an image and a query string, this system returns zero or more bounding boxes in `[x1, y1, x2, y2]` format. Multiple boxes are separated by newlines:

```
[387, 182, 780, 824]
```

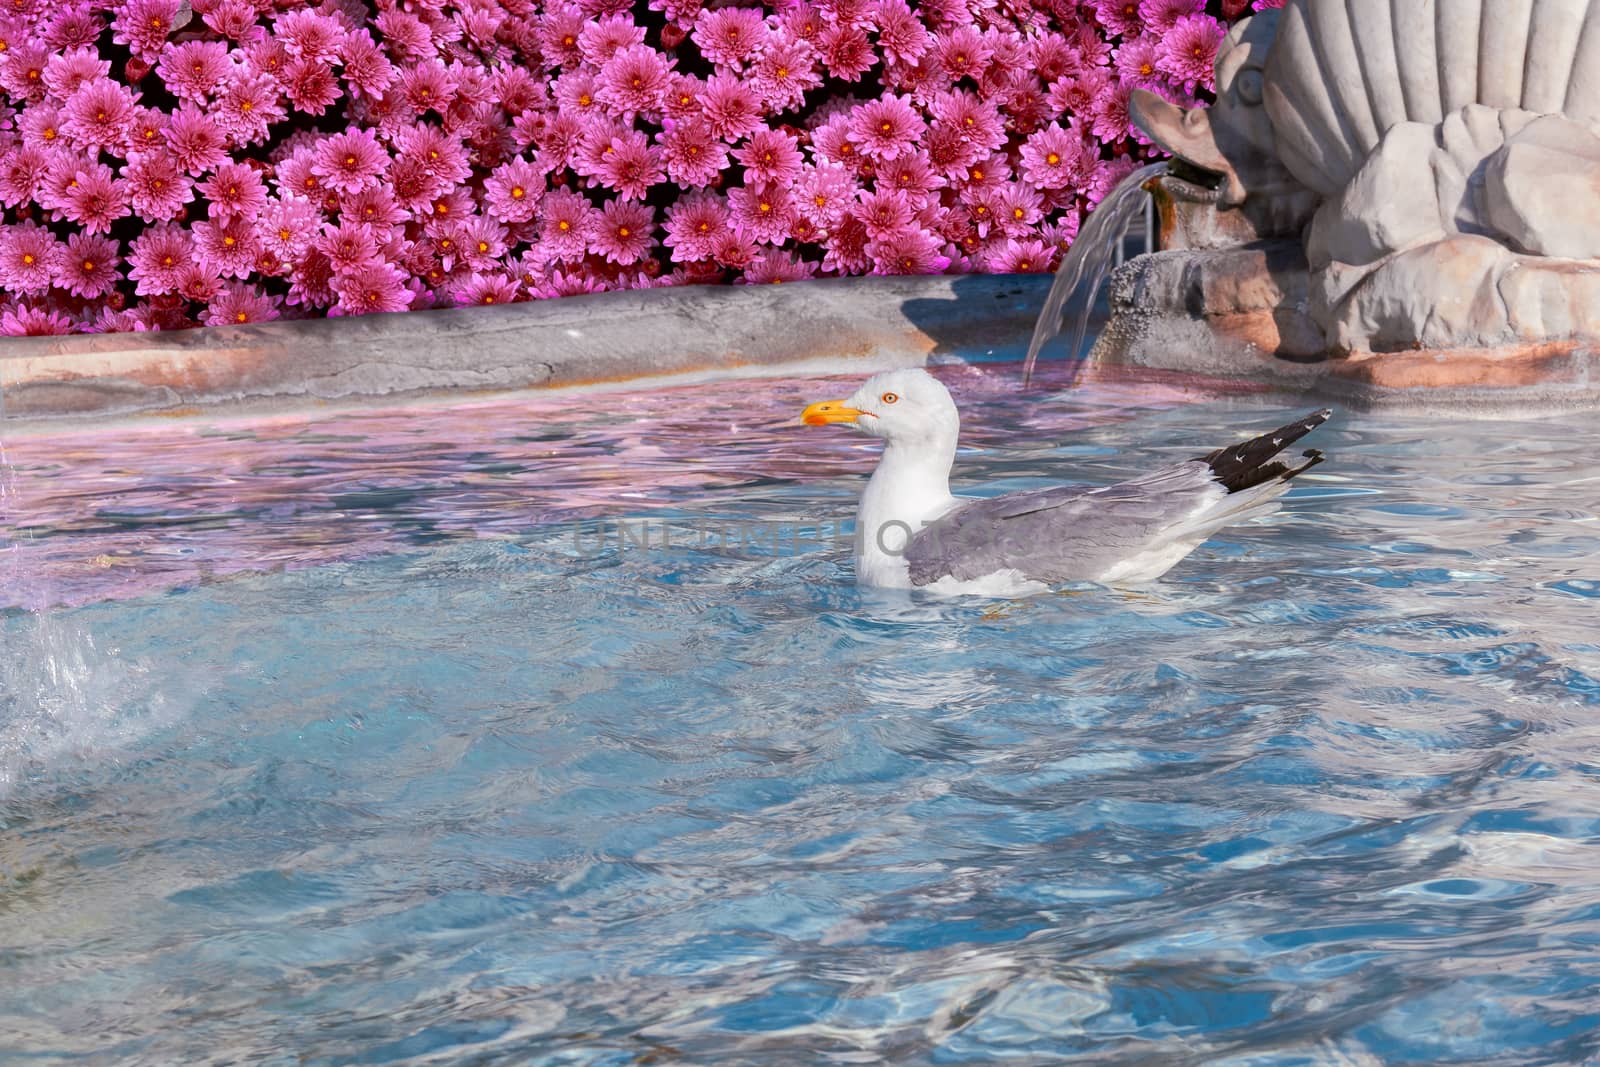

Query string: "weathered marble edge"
[0, 274, 1054, 430]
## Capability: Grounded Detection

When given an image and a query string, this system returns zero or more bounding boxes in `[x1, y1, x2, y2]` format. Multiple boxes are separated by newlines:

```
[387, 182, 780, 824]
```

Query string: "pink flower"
[586, 130, 663, 200]
[165, 103, 228, 175]
[854, 187, 915, 240]
[1019, 123, 1088, 190]
[317, 219, 382, 275]
[929, 89, 1006, 155]
[453, 273, 521, 307]
[823, 213, 872, 274]
[111, 0, 181, 60]
[709, 226, 757, 270]
[752, 35, 821, 111]
[869, 227, 949, 275]
[274, 9, 347, 63]
[333, 261, 414, 315]
[259, 196, 323, 259]
[658, 118, 726, 188]
[741, 249, 818, 284]
[215, 71, 285, 145]
[61, 78, 137, 152]
[0, 144, 53, 208]
[818, 25, 874, 81]
[0, 221, 62, 295]
[396, 124, 472, 187]
[204, 281, 280, 325]
[701, 73, 764, 141]
[341, 186, 406, 230]
[872, 0, 931, 65]
[799, 162, 858, 225]
[57, 162, 130, 234]
[311, 129, 389, 195]
[457, 214, 509, 270]
[285, 57, 342, 116]
[996, 182, 1045, 235]
[339, 31, 397, 99]
[0, 43, 49, 103]
[1091, 82, 1135, 143]
[727, 182, 795, 244]
[662, 73, 705, 119]
[694, 7, 767, 67]
[591, 199, 654, 264]
[1138, 0, 1205, 34]
[1158, 14, 1224, 91]
[935, 26, 991, 82]
[1114, 34, 1163, 86]
[734, 129, 803, 185]
[201, 0, 263, 43]
[846, 95, 922, 161]
[376, 8, 433, 60]
[538, 188, 597, 261]
[577, 12, 647, 65]
[43, 48, 111, 102]
[44, 5, 103, 50]
[1, 305, 77, 336]
[663, 190, 729, 262]
[599, 44, 671, 114]
[193, 213, 259, 278]
[127, 224, 191, 294]
[881, 154, 945, 204]
[984, 236, 1055, 273]
[1093, 0, 1145, 37]
[158, 41, 233, 102]
[484, 158, 542, 224]
[198, 161, 267, 220]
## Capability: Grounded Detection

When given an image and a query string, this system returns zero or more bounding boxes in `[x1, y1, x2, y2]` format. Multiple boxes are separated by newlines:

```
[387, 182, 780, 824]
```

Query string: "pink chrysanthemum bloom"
[112, 0, 181, 60]
[798, 162, 857, 225]
[984, 237, 1055, 273]
[0, 221, 62, 295]
[19, 103, 66, 147]
[158, 41, 233, 102]
[341, 185, 407, 230]
[483, 158, 543, 224]
[693, 7, 767, 67]
[165, 103, 228, 175]
[752, 34, 821, 111]
[882, 154, 946, 204]
[959, 151, 1012, 193]
[285, 57, 342, 117]
[1091, 81, 1135, 143]
[374, 7, 431, 59]
[591, 199, 654, 265]
[577, 12, 647, 65]
[701, 73, 764, 141]
[536, 4, 585, 68]
[553, 69, 603, 119]
[183, 258, 227, 305]
[599, 43, 671, 114]
[1159, 14, 1224, 91]
[311, 128, 388, 195]
[961, 185, 1002, 236]
[779, 2, 824, 42]
[61, 78, 136, 152]
[339, 30, 396, 100]
[203, 281, 280, 326]
[709, 227, 757, 270]
[1019, 123, 1087, 190]
[258, 195, 323, 259]
[45, 4, 104, 50]
[58, 161, 130, 234]
[661, 73, 705, 119]
[535, 267, 609, 299]
[871, 0, 931, 65]
[201, 0, 264, 43]
[1093, 0, 1145, 36]
[1113, 34, 1164, 86]
[43, 47, 111, 102]
[741, 249, 817, 285]
[811, 113, 868, 171]
[532, 111, 584, 172]
[0, 144, 54, 207]
[727, 182, 796, 244]
[818, 24, 874, 81]
[275, 145, 325, 200]
[734, 128, 803, 185]
[934, 25, 990, 82]
[996, 182, 1044, 235]
[397, 124, 472, 186]
[0, 305, 78, 337]
[1032, 32, 1083, 85]
[538, 188, 596, 261]
[458, 214, 509, 270]
[385, 155, 441, 213]
[216, 71, 284, 145]
[0, 42, 50, 104]
[846, 95, 922, 161]
[822, 213, 872, 274]
[1139, 0, 1205, 33]
[587, 130, 663, 200]
[1047, 67, 1106, 119]
[126, 224, 191, 294]
[453, 272, 521, 307]
[929, 89, 1006, 154]
[657, 118, 725, 188]
[332, 261, 414, 315]
[922, 123, 980, 179]
[274, 8, 347, 63]
[193, 213, 259, 278]
[854, 186, 915, 241]
[316, 219, 382, 275]
[663, 190, 729, 262]
[199, 161, 267, 220]
[869, 227, 949, 275]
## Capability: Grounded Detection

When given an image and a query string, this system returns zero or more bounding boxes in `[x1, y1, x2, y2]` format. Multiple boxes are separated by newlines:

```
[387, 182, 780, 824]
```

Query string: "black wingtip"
[1201, 411, 1333, 494]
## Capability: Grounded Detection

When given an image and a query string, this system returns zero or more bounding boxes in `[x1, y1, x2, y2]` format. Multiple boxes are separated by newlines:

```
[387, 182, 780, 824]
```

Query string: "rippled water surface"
[4, 364, 1600, 1065]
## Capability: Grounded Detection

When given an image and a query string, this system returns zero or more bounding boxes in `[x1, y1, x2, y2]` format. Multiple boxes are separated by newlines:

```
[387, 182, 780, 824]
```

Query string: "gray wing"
[904, 461, 1222, 586]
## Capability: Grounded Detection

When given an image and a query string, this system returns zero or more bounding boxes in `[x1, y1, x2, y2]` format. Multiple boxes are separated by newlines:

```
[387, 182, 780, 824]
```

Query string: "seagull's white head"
[801, 368, 959, 444]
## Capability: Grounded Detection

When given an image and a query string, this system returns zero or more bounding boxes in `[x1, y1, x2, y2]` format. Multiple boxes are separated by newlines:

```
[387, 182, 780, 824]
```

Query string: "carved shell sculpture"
[1131, 0, 1600, 219]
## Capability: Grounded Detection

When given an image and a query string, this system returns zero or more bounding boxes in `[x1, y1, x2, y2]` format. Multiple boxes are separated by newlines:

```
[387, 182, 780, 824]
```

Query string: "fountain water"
[1021, 161, 1166, 386]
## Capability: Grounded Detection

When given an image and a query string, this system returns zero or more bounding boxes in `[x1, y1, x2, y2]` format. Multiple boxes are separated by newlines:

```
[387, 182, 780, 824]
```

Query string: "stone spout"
[1129, 91, 1248, 207]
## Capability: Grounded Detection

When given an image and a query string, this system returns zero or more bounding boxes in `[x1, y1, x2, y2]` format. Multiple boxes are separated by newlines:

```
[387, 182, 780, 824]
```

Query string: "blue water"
[4, 376, 1600, 1064]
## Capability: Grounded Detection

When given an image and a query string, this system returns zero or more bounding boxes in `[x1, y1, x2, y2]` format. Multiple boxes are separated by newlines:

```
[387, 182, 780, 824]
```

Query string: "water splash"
[1021, 161, 1167, 386]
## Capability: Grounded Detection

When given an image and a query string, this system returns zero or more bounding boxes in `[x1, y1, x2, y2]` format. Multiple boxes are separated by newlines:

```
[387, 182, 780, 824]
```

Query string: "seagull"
[802, 368, 1330, 595]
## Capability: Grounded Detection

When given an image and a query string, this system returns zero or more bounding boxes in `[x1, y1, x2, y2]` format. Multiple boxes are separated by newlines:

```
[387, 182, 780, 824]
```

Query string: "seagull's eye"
[881, 392, 899, 404]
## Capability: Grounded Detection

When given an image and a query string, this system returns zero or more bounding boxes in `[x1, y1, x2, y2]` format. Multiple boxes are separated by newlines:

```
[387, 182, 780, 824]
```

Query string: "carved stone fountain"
[1092, 0, 1600, 408]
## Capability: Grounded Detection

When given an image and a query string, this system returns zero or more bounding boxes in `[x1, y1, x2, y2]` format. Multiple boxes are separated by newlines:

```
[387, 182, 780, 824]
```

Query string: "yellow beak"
[801, 400, 866, 426]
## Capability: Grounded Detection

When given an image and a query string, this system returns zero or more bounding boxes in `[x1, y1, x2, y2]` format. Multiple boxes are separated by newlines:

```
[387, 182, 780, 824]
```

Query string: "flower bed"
[0, 0, 1271, 336]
